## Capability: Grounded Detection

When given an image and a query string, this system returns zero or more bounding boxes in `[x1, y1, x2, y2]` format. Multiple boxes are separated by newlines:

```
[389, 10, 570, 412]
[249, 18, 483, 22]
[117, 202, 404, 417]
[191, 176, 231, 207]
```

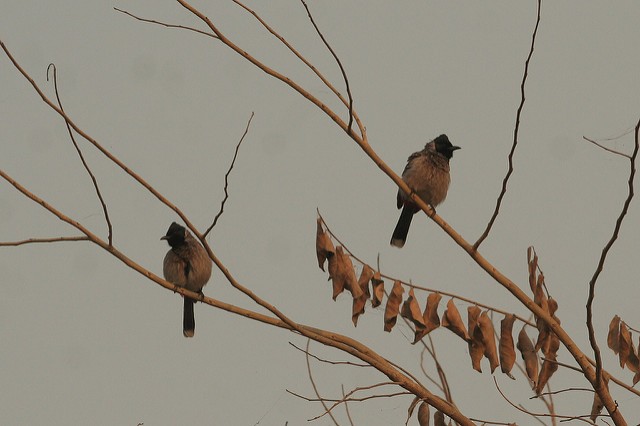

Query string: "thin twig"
[467, 418, 523, 426]
[230, 1, 364, 140]
[0, 236, 90, 246]
[299, 0, 354, 134]
[0, 40, 193, 243]
[287, 388, 410, 405]
[341, 384, 355, 426]
[587, 119, 639, 388]
[419, 347, 446, 394]
[623, 321, 640, 335]
[289, 342, 371, 368]
[583, 136, 631, 159]
[114, 7, 218, 39]
[204, 111, 254, 238]
[287, 382, 409, 421]
[304, 339, 340, 426]
[474, 0, 542, 250]
[539, 357, 583, 374]
[47, 64, 113, 246]
[493, 377, 597, 425]
[426, 336, 454, 404]
[530, 387, 594, 399]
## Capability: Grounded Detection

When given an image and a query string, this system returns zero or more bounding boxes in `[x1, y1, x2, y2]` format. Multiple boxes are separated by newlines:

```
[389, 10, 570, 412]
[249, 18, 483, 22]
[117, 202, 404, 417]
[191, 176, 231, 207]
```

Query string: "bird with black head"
[391, 134, 461, 248]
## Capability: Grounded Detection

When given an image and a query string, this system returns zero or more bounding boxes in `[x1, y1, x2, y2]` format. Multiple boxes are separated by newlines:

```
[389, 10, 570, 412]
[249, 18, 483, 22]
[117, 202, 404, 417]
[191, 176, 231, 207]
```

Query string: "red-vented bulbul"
[391, 134, 460, 248]
[161, 222, 212, 337]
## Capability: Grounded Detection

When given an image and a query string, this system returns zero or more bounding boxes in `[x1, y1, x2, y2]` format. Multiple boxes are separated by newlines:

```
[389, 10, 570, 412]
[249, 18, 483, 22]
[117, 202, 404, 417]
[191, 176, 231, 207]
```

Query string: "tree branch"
[47, 63, 113, 246]
[299, 0, 354, 133]
[203, 111, 253, 238]
[583, 136, 631, 159]
[586, 119, 639, 388]
[304, 339, 340, 426]
[474, 0, 542, 250]
[0, 236, 90, 246]
[113, 7, 218, 39]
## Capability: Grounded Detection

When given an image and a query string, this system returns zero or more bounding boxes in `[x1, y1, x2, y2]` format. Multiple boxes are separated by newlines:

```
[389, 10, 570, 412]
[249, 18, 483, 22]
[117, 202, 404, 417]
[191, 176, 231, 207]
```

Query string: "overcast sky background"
[2, 1, 640, 425]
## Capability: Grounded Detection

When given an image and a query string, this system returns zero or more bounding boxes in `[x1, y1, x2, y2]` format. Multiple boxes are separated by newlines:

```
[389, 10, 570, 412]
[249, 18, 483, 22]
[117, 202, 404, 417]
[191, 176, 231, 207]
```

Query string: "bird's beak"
[451, 146, 461, 151]
[160, 236, 168, 241]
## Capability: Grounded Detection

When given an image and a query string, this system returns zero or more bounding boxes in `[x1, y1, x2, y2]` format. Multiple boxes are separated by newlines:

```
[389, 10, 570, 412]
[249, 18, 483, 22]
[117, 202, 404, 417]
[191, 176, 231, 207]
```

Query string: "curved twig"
[583, 136, 631, 159]
[230, 1, 364, 139]
[586, 119, 639, 387]
[113, 7, 218, 39]
[341, 384, 355, 426]
[47, 63, 113, 246]
[493, 377, 598, 425]
[299, 0, 354, 133]
[304, 339, 340, 426]
[289, 342, 371, 368]
[203, 111, 254, 238]
[474, 0, 542, 250]
[0, 236, 90, 246]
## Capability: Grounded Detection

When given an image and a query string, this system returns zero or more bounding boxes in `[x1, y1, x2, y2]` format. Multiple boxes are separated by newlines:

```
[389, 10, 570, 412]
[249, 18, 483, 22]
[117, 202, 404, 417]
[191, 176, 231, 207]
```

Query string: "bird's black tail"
[390, 205, 414, 248]
[183, 298, 196, 338]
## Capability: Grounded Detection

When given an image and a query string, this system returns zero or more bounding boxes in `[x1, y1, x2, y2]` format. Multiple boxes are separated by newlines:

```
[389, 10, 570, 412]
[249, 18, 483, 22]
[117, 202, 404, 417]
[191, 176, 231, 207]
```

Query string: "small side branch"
[204, 112, 254, 238]
[586, 119, 639, 386]
[114, 7, 218, 39]
[303, 339, 340, 426]
[289, 342, 371, 368]
[0, 236, 90, 246]
[47, 64, 113, 246]
[474, 0, 542, 250]
[493, 377, 598, 425]
[287, 382, 408, 422]
[583, 136, 632, 159]
[299, 0, 354, 134]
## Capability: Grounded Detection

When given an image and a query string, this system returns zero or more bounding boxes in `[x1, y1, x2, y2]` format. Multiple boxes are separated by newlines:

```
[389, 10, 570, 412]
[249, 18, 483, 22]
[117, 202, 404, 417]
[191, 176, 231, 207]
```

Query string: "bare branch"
[299, 0, 354, 134]
[426, 336, 454, 404]
[419, 347, 446, 395]
[0, 236, 90, 246]
[493, 377, 598, 425]
[304, 339, 340, 426]
[287, 382, 410, 422]
[203, 111, 254, 238]
[114, 7, 218, 39]
[341, 384, 355, 426]
[474, 0, 542, 250]
[0, 39, 196, 238]
[583, 136, 631, 159]
[230, 1, 363, 139]
[289, 342, 371, 368]
[587, 118, 639, 387]
[530, 387, 594, 399]
[46, 63, 113, 246]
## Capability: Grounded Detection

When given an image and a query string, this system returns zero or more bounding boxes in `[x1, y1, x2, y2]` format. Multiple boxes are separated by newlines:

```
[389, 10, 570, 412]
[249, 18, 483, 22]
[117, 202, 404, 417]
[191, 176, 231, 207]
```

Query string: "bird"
[161, 222, 212, 337]
[390, 134, 461, 248]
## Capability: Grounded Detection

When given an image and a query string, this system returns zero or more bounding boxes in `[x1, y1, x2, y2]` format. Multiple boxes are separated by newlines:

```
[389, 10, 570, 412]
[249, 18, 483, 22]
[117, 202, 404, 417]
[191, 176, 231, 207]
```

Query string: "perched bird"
[391, 134, 460, 248]
[161, 222, 212, 337]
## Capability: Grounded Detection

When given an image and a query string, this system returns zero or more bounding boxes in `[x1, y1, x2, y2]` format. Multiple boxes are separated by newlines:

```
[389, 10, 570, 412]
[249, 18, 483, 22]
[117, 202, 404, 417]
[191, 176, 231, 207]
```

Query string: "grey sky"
[2, 1, 640, 424]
